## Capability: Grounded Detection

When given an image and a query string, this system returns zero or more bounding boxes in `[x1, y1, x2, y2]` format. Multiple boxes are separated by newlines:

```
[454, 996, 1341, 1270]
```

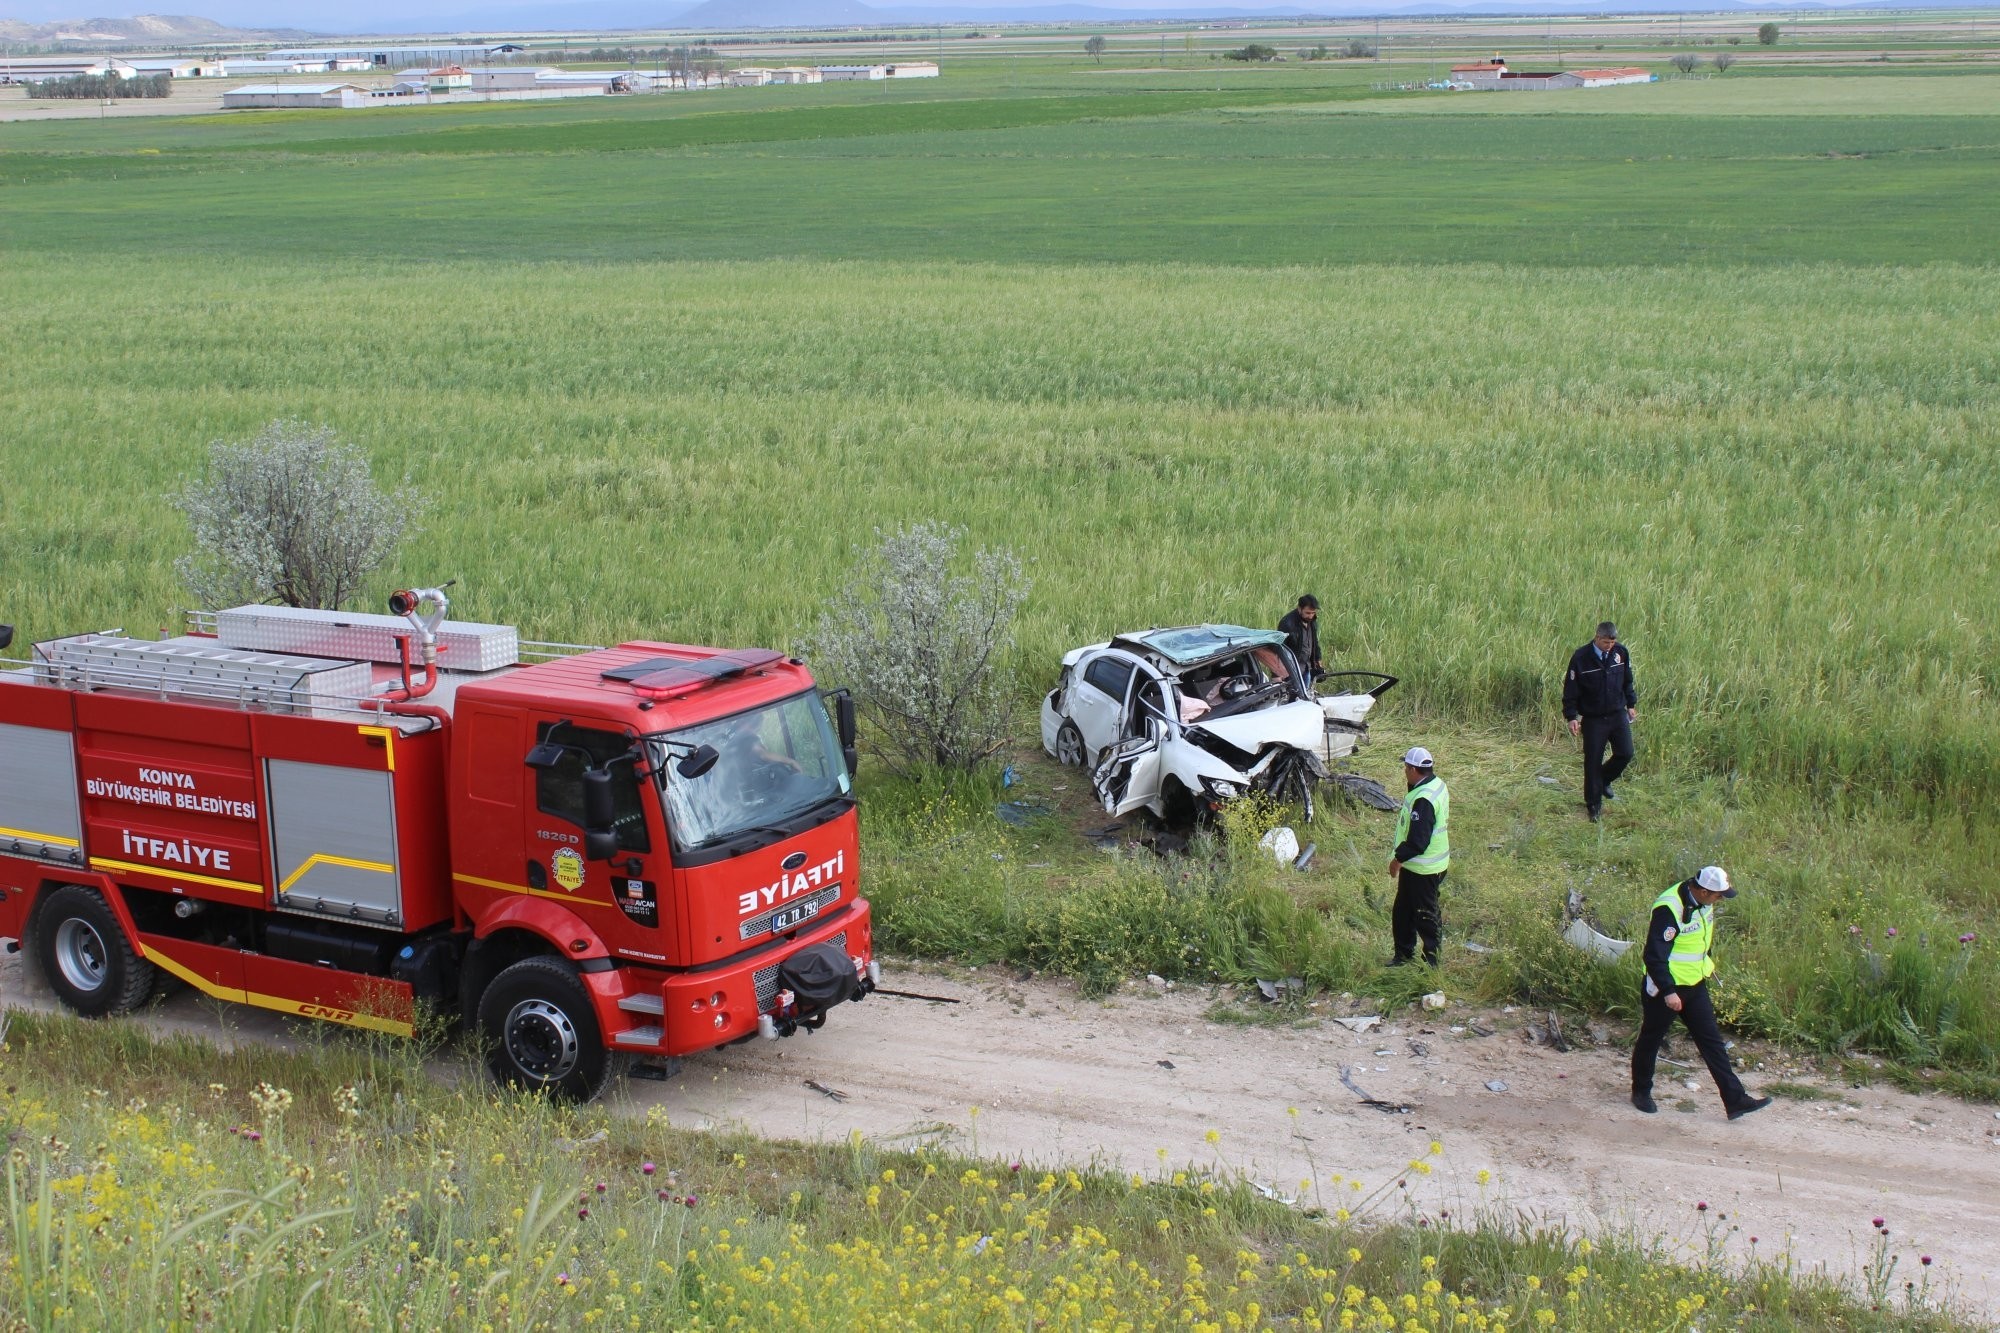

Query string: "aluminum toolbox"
[215, 605, 519, 673]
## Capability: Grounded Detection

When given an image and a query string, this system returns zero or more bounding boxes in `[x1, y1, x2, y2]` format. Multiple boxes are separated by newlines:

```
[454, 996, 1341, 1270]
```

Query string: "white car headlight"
[1200, 777, 1245, 800]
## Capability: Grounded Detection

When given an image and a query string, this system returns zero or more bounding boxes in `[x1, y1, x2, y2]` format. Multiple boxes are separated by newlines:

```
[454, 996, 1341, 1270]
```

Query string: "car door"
[1072, 652, 1136, 762]
[1092, 719, 1165, 817]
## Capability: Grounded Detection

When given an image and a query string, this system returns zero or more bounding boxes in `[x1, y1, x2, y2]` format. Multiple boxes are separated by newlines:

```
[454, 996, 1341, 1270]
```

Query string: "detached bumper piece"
[758, 943, 878, 1039]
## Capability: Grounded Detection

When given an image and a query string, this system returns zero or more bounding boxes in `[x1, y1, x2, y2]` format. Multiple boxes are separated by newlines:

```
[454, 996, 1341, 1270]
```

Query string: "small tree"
[173, 420, 424, 611]
[800, 522, 1028, 775]
[1084, 35, 1106, 64]
[1713, 52, 1737, 73]
[1341, 38, 1377, 59]
[1671, 53, 1702, 74]
[1224, 44, 1280, 62]
[1758, 22, 1780, 46]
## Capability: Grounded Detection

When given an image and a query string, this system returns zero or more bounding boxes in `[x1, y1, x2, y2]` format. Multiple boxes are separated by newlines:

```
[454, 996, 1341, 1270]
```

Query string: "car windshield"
[649, 690, 850, 853]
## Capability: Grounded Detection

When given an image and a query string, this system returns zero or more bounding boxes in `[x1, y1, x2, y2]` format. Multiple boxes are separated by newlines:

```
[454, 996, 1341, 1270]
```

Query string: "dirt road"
[7, 954, 1997, 1314]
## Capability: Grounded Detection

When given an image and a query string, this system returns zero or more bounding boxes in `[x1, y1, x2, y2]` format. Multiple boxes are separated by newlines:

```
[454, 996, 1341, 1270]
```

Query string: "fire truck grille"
[754, 932, 846, 1010]
[738, 886, 841, 942]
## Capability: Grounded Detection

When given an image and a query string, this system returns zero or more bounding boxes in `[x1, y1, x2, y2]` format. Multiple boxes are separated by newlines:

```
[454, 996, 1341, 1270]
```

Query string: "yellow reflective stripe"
[357, 725, 397, 772]
[454, 871, 596, 905]
[91, 856, 263, 896]
[0, 825, 80, 849]
[279, 852, 394, 894]
[143, 943, 413, 1037]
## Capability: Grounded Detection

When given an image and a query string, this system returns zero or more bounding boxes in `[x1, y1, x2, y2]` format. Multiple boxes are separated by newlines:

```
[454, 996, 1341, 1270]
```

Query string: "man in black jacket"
[1562, 621, 1637, 821]
[1278, 595, 1323, 681]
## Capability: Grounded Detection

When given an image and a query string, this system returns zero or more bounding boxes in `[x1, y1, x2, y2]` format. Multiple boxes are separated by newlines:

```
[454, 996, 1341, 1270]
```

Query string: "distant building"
[425, 65, 472, 93]
[1573, 67, 1655, 87]
[268, 44, 524, 68]
[224, 59, 316, 76]
[0, 56, 137, 82]
[819, 64, 887, 81]
[885, 62, 939, 79]
[468, 67, 560, 91]
[730, 67, 774, 87]
[769, 67, 821, 85]
[221, 82, 366, 109]
[126, 57, 226, 78]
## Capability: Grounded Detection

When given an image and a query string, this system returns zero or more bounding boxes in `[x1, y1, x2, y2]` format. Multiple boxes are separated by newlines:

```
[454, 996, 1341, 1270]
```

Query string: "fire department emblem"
[551, 846, 585, 892]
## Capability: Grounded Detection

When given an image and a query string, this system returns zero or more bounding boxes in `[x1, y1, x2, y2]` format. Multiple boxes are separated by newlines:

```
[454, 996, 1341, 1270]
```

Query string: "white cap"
[1401, 746, 1434, 768]
[1695, 866, 1735, 898]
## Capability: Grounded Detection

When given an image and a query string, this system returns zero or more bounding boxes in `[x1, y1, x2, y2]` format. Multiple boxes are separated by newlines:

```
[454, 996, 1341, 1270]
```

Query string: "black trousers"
[1392, 869, 1444, 964]
[1580, 712, 1634, 812]
[1631, 979, 1748, 1110]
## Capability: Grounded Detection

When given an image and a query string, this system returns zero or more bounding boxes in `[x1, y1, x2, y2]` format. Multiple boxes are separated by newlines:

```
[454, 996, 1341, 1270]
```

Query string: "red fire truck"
[0, 591, 875, 1100]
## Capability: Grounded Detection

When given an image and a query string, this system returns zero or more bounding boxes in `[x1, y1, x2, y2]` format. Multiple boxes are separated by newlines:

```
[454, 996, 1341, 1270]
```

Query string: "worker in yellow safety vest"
[1386, 746, 1449, 966]
[1630, 865, 1773, 1120]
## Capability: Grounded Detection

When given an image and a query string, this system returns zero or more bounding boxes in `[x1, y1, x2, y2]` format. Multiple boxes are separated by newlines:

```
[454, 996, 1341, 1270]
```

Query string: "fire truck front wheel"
[477, 957, 611, 1102]
[34, 885, 156, 1017]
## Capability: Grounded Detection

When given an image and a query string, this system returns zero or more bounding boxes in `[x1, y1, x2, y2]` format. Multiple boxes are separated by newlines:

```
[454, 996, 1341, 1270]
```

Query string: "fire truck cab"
[0, 592, 874, 1100]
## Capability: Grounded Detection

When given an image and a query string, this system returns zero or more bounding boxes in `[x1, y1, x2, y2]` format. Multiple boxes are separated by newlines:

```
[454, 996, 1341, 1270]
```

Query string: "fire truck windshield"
[650, 691, 851, 853]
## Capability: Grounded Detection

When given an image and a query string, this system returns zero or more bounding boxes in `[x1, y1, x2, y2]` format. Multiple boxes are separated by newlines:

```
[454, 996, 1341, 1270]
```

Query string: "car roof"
[1106, 625, 1287, 667]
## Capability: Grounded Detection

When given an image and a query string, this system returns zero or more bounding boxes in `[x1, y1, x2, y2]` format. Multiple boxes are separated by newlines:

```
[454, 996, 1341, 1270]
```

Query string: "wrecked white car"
[1039, 625, 1395, 824]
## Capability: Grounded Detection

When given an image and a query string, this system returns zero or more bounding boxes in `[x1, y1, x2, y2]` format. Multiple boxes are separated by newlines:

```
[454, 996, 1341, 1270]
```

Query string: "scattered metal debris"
[1537, 775, 1560, 787]
[557, 1129, 609, 1153]
[1329, 773, 1398, 811]
[1421, 991, 1446, 1010]
[873, 988, 965, 1004]
[1156, 1059, 1176, 1070]
[1293, 841, 1317, 872]
[805, 1079, 849, 1102]
[1407, 1040, 1430, 1057]
[1484, 1080, 1509, 1093]
[1563, 917, 1633, 963]
[1525, 1011, 1572, 1053]
[996, 800, 1051, 826]
[1462, 940, 1495, 955]
[1257, 977, 1306, 1003]
[1338, 1065, 1415, 1114]
[1333, 1015, 1383, 1033]
[1467, 1022, 1496, 1038]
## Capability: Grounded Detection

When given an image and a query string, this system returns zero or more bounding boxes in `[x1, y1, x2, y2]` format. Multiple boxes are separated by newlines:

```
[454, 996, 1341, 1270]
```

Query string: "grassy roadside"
[862, 718, 2000, 1095]
[0, 1010, 1967, 1329]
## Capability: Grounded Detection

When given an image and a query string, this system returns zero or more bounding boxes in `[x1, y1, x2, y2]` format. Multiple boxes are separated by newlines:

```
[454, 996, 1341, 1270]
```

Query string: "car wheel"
[33, 884, 155, 1017]
[1054, 721, 1086, 767]
[478, 956, 612, 1102]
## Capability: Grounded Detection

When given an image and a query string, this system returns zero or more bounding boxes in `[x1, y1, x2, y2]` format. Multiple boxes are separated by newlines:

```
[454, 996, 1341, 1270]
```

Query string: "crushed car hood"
[1189, 699, 1324, 755]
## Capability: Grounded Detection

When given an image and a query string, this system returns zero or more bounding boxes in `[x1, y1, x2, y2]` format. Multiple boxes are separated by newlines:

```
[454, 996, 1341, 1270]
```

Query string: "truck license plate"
[770, 900, 820, 933]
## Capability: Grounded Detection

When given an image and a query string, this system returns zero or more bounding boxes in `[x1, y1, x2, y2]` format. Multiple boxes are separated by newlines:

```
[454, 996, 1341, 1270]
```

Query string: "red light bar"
[602, 648, 786, 700]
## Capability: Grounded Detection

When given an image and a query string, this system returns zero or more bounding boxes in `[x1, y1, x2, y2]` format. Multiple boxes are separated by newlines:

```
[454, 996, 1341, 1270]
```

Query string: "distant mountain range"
[0, 14, 306, 43]
[1, 0, 1984, 42]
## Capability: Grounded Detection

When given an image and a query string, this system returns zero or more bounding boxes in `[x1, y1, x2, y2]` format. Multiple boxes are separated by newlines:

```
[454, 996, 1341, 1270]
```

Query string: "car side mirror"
[524, 742, 567, 769]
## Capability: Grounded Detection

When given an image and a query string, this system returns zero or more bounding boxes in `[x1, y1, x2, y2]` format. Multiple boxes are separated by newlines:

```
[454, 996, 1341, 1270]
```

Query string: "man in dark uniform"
[1278, 595, 1323, 681]
[1562, 620, 1637, 820]
[1630, 865, 1772, 1121]
[1387, 746, 1449, 966]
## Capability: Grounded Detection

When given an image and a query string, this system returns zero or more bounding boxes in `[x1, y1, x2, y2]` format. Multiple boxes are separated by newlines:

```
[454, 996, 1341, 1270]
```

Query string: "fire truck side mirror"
[0, 625, 12, 652]
[585, 829, 619, 863]
[831, 690, 858, 775]
[676, 745, 719, 780]
[582, 767, 616, 830]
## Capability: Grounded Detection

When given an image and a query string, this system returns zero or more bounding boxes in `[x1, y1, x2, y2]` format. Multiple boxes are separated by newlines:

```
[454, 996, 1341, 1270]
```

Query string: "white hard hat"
[1401, 746, 1434, 768]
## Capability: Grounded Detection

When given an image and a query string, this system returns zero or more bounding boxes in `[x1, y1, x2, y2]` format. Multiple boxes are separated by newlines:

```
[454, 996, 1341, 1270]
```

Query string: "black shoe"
[1586, 806, 1602, 822]
[1602, 785, 1617, 802]
[1631, 1090, 1657, 1114]
[1386, 956, 1412, 968]
[1727, 1095, 1773, 1121]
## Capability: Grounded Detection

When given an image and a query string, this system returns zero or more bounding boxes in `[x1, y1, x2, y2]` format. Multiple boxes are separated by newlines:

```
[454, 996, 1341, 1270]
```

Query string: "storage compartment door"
[266, 760, 402, 926]
[0, 722, 84, 865]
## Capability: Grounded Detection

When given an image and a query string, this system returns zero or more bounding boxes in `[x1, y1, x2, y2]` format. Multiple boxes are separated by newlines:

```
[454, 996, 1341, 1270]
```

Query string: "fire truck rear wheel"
[477, 957, 610, 1102]
[34, 885, 156, 1017]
